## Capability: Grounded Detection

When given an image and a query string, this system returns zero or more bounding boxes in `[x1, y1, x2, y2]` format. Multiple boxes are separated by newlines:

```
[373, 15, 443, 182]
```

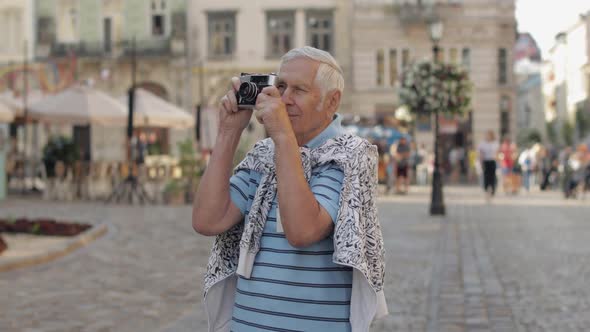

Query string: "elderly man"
[192, 46, 387, 332]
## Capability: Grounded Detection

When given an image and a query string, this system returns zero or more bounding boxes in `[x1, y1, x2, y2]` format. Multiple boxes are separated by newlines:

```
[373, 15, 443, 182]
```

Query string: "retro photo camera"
[236, 73, 278, 109]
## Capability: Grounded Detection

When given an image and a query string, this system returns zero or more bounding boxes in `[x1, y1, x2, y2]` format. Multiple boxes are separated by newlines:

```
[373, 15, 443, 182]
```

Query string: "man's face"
[277, 57, 333, 145]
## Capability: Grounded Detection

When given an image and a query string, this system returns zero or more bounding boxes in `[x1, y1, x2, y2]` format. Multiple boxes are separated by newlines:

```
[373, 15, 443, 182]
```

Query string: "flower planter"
[0, 218, 91, 236]
[0, 235, 6, 254]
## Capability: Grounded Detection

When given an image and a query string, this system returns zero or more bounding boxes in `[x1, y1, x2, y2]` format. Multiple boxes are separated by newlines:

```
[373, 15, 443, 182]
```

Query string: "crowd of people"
[477, 132, 590, 200]
[372, 137, 429, 195]
[371, 129, 590, 200]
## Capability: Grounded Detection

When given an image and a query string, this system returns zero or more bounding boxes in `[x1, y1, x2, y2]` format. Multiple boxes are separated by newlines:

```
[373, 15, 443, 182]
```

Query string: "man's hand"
[254, 86, 294, 142]
[218, 77, 253, 134]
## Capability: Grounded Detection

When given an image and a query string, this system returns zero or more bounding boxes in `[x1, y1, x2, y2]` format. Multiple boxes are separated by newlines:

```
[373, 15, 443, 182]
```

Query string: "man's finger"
[231, 77, 240, 92]
[255, 110, 264, 125]
[221, 96, 232, 113]
[260, 85, 280, 98]
[226, 90, 238, 113]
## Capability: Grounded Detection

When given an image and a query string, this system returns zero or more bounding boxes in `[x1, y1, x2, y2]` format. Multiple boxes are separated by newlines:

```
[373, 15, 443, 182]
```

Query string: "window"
[306, 11, 333, 53]
[401, 49, 410, 69]
[389, 49, 398, 86]
[436, 47, 444, 62]
[0, 9, 23, 52]
[57, 0, 78, 42]
[376, 50, 384, 86]
[152, 15, 164, 36]
[500, 95, 510, 137]
[498, 48, 508, 84]
[266, 11, 294, 57]
[449, 48, 458, 64]
[151, 0, 167, 36]
[208, 12, 236, 57]
[461, 48, 470, 71]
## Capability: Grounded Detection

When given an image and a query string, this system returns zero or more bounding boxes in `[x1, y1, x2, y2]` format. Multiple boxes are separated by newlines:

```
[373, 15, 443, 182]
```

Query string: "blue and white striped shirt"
[228, 114, 352, 331]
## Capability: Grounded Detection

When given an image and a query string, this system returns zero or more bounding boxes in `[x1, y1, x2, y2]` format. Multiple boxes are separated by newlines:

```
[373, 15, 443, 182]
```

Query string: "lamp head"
[429, 20, 443, 43]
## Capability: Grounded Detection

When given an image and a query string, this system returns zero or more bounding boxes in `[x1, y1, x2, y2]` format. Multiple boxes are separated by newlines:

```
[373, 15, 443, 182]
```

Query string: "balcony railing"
[51, 42, 106, 57]
[49, 37, 186, 58]
[391, 0, 462, 24]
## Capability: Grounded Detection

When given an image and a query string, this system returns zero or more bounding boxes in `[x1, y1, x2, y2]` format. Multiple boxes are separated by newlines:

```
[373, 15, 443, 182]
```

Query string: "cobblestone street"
[1, 186, 589, 332]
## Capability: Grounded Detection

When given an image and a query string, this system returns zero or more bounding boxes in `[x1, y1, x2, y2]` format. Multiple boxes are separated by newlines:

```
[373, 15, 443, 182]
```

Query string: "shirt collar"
[304, 113, 344, 149]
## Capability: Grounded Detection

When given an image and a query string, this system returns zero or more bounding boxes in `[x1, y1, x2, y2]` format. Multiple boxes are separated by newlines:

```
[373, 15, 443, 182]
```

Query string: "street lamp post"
[429, 20, 445, 216]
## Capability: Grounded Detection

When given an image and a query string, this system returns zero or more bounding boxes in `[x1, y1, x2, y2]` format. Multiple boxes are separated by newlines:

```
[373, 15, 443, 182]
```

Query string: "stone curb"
[0, 223, 108, 273]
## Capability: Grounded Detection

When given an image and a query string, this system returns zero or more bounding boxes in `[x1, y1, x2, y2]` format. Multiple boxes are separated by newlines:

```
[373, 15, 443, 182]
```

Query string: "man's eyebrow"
[280, 81, 311, 89]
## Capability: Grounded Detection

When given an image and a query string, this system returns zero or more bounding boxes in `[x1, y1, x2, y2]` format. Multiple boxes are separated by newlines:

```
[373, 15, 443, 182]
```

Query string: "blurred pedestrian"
[467, 144, 479, 184]
[518, 146, 535, 192]
[539, 145, 557, 191]
[0, 128, 6, 200]
[499, 136, 517, 194]
[409, 141, 420, 184]
[478, 130, 499, 201]
[394, 136, 411, 194]
[415, 143, 428, 185]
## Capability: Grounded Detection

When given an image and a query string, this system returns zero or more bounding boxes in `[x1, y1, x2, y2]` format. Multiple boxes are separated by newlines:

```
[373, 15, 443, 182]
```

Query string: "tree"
[575, 108, 590, 140]
[546, 120, 557, 144]
[562, 121, 574, 146]
[517, 128, 542, 147]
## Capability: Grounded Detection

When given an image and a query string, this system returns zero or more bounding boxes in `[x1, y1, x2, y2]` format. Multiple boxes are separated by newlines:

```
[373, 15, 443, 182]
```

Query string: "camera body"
[236, 73, 278, 109]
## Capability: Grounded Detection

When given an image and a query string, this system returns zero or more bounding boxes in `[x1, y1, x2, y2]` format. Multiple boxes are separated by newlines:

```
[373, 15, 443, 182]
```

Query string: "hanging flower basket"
[398, 60, 472, 116]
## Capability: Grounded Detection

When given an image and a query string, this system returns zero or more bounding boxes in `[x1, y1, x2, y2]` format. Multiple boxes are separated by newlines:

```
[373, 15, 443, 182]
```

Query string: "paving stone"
[1, 187, 589, 331]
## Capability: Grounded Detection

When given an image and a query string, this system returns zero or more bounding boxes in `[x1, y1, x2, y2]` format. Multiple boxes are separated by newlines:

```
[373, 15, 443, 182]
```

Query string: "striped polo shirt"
[228, 114, 352, 331]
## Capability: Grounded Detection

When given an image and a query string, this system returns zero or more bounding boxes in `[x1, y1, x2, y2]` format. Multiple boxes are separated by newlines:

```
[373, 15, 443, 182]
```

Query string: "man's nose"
[281, 88, 294, 105]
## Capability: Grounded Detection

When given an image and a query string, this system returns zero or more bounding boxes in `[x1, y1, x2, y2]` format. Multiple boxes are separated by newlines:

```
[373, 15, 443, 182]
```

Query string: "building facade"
[33, 0, 191, 160]
[187, 0, 352, 109]
[0, 0, 34, 65]
[543, 12, 590, 145]
[516, 73, 544, 139]
[186, 0, 353, 153]
[514, 33, 545, 142]
[351, 0, 517, 150]
[35, 0, 188, 103]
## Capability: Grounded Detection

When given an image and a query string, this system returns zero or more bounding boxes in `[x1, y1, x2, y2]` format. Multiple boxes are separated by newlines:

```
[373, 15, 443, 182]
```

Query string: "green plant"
[562, 121, 574, 146]
[517, 128, 542, 147]
[575, 108, 590, 139]
[398, 60, 473, 117]
[42, 136, 80, 177]
[177, 139, 204, 181]
[546, 120, 557, 144]
[163, 178, 183, 195]
[163, 139, 206, 204]
[31, 223, 41, 235]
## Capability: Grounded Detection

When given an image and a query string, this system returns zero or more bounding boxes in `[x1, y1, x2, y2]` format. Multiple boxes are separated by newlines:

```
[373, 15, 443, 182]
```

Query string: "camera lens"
[238, 82, 258, 102]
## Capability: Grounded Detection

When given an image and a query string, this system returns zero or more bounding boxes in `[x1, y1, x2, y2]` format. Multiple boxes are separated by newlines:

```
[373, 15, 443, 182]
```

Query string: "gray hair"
[280, 46, 344, 99]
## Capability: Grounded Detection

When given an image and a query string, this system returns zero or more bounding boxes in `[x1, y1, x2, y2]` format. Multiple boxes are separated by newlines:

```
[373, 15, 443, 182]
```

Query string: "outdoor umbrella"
[121, 88, 194, 129]
[0, 90, 46, 118]
[0, 102, 14, 123]
[28, 86, 127, 126]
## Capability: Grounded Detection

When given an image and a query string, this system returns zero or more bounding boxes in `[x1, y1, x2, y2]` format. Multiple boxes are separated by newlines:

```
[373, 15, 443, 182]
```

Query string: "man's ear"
[323, 89, 341, 117]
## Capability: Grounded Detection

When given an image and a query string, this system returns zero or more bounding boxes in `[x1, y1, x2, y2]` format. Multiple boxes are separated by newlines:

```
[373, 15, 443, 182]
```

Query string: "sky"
[515, 0, 590, 59]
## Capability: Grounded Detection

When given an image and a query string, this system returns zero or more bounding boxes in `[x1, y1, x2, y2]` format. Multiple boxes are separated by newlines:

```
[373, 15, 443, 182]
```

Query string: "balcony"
[392, 0, 462, 24]
[51, 42, 107, 58]
[121, 38, 186, 57]
[49, 37, 186, 59]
